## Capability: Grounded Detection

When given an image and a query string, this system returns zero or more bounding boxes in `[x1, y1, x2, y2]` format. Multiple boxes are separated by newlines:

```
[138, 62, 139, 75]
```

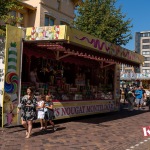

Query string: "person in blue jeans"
[135, 86, 143, 110]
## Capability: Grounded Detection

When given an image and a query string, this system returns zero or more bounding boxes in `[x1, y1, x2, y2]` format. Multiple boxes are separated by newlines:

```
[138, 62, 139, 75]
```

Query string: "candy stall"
[1, 25, 144, 127]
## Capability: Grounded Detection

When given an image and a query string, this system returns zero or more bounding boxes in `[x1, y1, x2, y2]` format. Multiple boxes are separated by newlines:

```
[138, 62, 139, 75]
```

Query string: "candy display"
[4, 72, 18, 93]
[21, 58, 114, 101]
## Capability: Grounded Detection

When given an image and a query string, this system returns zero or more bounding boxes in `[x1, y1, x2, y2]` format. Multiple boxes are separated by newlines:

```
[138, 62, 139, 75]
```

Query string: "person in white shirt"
[36, 95, 45, 130]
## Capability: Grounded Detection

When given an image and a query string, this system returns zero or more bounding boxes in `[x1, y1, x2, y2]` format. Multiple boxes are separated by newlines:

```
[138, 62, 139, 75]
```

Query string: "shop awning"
[24, 25, 144, 67]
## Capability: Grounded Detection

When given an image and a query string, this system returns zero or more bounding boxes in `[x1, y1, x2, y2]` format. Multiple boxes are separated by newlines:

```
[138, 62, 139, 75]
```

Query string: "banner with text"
[53, 100, 117, 119]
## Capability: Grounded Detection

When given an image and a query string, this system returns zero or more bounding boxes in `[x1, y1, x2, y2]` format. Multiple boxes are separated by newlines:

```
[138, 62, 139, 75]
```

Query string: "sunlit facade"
[135, 31, 150, 74]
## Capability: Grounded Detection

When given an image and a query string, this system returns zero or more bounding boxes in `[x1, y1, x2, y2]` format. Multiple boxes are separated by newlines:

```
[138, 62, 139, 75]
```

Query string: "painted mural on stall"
[25, 25, 66, 41]
[3, 25, 22, 127]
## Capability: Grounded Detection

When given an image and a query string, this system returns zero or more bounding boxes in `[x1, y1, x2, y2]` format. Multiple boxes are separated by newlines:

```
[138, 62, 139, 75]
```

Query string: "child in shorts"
[37, 95, 45, 130]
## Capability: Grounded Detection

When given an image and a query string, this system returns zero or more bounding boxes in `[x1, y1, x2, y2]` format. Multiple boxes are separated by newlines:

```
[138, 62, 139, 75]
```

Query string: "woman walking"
[17, 87, 37, 138]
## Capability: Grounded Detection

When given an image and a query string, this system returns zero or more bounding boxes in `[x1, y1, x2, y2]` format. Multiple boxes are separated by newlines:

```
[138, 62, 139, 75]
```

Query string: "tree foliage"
[73, 0, 133, 46]
[0, 0, 23, 35]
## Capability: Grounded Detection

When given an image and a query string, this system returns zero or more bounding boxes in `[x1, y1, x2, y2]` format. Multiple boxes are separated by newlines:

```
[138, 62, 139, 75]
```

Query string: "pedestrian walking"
[135, 86, 143, 110]
[37, 95, 45, 130]
[17, 87, 37, 138]
[123, 85, 130, 105]
[127, 87, 135, 111]
[44, 95, 56, 132]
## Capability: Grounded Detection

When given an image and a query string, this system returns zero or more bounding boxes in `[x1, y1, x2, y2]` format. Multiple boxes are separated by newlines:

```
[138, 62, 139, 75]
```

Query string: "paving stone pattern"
[1, 104, 150, 150]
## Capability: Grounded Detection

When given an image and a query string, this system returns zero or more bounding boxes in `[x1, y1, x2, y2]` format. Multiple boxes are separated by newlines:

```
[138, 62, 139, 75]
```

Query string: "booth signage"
[53, 100, 116, 119]
[67, 27, 144, 64]
[25, 25, 66, 41]
[2, 25, 22, 127]
[25, 25, 144, 65]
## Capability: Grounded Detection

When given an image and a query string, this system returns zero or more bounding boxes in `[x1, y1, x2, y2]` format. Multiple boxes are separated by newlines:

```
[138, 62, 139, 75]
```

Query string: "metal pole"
[17, 38, 24, 125]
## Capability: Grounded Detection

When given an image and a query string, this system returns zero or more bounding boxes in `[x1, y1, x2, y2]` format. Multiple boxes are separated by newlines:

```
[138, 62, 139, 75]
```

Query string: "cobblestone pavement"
[1, 104, 150, 150]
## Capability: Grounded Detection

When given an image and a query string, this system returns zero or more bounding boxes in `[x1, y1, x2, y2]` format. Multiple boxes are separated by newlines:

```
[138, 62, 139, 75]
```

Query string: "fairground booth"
[1, 25, 144, 127]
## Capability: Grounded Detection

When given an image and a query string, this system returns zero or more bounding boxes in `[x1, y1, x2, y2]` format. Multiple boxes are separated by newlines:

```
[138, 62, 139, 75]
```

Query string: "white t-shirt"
[37, 100, 44, 111]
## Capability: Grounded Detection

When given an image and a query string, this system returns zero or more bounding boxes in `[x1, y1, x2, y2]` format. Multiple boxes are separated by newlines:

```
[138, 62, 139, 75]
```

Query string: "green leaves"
[0, 0, 23, 35]
[73, 0, 133, 46]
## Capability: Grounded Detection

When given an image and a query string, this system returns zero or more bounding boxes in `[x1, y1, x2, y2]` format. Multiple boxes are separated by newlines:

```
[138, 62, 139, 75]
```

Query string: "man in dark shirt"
[123, 85, 130, 104]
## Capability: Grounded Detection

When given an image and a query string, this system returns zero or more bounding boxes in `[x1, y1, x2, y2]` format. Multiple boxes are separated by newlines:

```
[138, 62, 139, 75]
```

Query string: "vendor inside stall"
[21, 51, 115, 101]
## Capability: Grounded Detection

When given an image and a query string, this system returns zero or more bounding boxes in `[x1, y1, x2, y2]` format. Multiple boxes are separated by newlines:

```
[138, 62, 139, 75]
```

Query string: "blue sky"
[116, 0, 150, 51]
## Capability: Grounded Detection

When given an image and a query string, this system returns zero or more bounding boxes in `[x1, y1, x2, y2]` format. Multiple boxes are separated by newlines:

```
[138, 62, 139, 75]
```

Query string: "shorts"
[37, 111, 45, 119]
[135, 98, 143, 105]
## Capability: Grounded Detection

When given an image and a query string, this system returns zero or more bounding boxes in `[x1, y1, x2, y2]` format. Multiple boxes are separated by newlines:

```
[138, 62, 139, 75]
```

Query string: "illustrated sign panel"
[3, 25, 22, 127]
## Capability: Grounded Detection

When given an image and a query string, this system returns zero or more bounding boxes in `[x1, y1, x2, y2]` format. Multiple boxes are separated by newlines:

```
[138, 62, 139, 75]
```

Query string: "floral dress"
[19, 95, 37, 121]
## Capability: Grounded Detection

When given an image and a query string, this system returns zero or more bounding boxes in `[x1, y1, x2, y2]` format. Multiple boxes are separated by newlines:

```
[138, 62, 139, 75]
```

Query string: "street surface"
[1, 102, 150, 150]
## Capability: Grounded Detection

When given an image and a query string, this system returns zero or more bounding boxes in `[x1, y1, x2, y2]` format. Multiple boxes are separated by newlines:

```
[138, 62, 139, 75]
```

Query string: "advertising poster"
[25, 25, 66, 41]
[3, 25, 22, 127]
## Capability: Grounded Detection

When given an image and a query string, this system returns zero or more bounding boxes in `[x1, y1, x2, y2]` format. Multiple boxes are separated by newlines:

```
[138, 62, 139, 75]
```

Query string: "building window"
[142, 51, 150, 55]
[9, 11, 24, 27]
[141, 33, 150, 37]
[142, 69, 146, 73]
[18, 13, 24, 27]
[143, 63, 150, 67]
[142, 69, 150, 73]
[142, 45, 150, 49]
[142, 39, 150, 43]
[144, 57, 150, 61]
[57, 0, 61, 10]
[11, 11, 17, 17]
[45, 16, 55, 26]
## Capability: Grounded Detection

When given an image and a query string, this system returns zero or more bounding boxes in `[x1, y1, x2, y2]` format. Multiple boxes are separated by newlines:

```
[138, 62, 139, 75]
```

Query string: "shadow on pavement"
[31, 126, 66, 137]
